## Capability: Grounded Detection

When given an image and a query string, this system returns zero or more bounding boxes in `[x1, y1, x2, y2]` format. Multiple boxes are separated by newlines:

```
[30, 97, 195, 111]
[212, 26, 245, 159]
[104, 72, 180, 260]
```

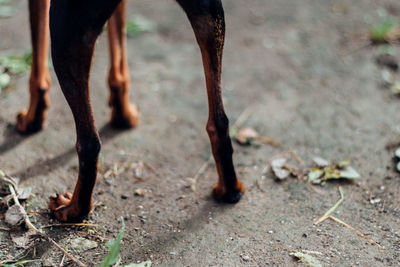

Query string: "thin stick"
[59, 254, 66, 267]
[192, 156, 213, 191]
[305, 181, 323, 194]
[232, 107, 253, 129]
[255, 136, 280, 147]
[314, 186, 344, 224]
[6, 183, 86, 267]
[40, 223, 98, 229]
[328, 216, 382, 249]
[340, 40, 371, 57]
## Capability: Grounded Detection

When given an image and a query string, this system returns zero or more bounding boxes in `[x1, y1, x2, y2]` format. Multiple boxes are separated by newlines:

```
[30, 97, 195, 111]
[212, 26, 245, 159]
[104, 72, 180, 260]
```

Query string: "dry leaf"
[271, 158, 290, 180]
[236, 127, 258, 145]
[5, 204, 26, 226]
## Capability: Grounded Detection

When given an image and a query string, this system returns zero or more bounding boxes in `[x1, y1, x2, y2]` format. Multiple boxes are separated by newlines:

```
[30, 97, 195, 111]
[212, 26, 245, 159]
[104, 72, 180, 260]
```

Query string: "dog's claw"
[49, 192, 86, 222]
[212, 179, 245, 204]
[16, 109, 46, 134]
[110, 104, 140, 129]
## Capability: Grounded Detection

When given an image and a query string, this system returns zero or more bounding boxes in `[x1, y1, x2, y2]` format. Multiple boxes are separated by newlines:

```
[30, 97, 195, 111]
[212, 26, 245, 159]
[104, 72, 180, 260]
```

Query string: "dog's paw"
[49, 193, 86, 222]
[110, 104, 140, 129]
[213, 179, 245, 204]
[16, 109, 45, 134]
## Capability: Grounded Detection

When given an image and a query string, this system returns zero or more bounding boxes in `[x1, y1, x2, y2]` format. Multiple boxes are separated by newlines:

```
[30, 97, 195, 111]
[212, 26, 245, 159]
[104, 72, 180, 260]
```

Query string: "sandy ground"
[1, 0, 400, 266]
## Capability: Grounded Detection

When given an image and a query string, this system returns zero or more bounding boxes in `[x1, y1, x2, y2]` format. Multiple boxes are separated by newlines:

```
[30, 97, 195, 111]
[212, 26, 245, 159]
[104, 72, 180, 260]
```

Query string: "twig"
[271, 150, 305, 166]
[0, 226, 10, 231]
[40, 223, 98, 229]
[232, 107, 253, 129]
[305, 181, 323, 194]
[77, 231, 110, 242]
[6, 182, 86, 267]
[192, 156, 213, 191]
[59, 254, 66, 267]
[255, 136, 280, 147]
[0, 246, 33, 265]
[314, 186, 344, 224]
[340, 40, 371, 57]
[328, 216, 382, 250]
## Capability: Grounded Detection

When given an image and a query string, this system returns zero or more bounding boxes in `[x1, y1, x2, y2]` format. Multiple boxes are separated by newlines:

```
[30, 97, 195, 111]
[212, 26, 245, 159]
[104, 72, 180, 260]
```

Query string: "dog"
[19, 0, 245, 222]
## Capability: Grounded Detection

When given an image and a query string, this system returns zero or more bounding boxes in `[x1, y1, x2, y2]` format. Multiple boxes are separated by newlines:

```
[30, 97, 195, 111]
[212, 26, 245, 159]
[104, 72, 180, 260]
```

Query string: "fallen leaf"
[337, 158, 350, 169]
[0, 51, 32, 74]
[0, 6, 13, 18]
[10, 229, 37, 248]
[395, 147, 400, 158]
[308, 168, 324, 183]
[375, 53, 399, 72]
[339, 166, 361, 179]
[289, 251, 323, 267]
[0, 72, 10, 91]
[324, 168, 341, 180]
[271, 158, 290, 180]
[5, 204, 26, 226]
[124, 261, 152, 267]
[236, 127, 258, 145]
[391, 82, 400, 94]
[313, 157, 329, 167]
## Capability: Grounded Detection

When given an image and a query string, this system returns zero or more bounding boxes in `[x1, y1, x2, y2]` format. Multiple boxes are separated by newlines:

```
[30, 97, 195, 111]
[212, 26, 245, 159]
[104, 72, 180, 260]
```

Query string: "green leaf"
[395, 147, 400, 158]
[0, 6, 13, 18]
[100, 218, 125, 267]
[308, 168, 324, 183]
[290, 251, 323, 267]
[0, 51, 32, 75]
[324, 168, 341, 179]
[126, 15, 156, 38]
[124, 261, 152, 267]
[337, 158, 350, 169]
[0, 72, 10, 91]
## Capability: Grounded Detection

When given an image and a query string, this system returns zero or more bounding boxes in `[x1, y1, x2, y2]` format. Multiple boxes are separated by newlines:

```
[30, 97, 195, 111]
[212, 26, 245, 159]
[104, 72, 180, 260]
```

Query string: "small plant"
[100, 218, 151, 267]
[0, 51, 32, 75]
[126, 16, 156, 38]
[367, 10, 400, 44]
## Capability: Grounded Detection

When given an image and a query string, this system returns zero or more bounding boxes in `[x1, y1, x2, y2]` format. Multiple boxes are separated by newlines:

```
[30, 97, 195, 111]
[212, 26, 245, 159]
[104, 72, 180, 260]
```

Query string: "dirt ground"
[1, 0, 400, 266]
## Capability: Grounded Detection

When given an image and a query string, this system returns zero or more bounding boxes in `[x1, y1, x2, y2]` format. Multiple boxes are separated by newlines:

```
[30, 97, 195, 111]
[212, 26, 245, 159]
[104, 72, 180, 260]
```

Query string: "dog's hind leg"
[17, 0, 51, 134]
[177, 0, 245, 203]
[48, 0, 121, 222]
[107, 0, 140, 129]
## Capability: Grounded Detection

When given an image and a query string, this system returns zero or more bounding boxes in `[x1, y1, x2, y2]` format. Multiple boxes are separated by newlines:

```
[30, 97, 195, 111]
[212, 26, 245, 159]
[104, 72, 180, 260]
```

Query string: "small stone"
[104, 178, 113, 185]
[121, 194, 129, 199]
[241, 255, 250, 261]
[134, 188, 147, 196]
[370, 198, 381, 204]
[65, 237, 98, 253]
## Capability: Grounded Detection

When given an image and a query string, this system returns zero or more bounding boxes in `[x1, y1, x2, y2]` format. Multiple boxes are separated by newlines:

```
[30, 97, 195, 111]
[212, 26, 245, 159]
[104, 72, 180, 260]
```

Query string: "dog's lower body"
[18, 0, 244, 222]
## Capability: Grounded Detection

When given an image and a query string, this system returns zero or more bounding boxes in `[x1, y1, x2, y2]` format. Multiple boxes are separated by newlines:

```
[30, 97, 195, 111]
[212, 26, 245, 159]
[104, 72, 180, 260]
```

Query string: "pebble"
[241, 255, 250, 261]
